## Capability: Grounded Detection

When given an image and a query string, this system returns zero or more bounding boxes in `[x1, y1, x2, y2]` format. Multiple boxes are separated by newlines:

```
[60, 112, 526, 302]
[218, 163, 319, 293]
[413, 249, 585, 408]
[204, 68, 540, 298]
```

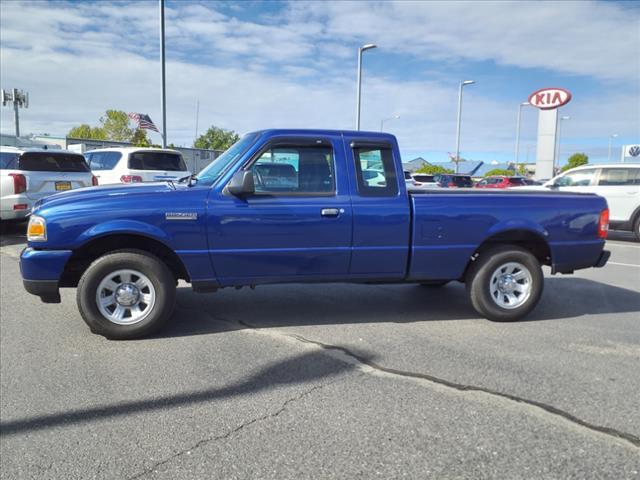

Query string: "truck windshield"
[196, 133, 260, 186]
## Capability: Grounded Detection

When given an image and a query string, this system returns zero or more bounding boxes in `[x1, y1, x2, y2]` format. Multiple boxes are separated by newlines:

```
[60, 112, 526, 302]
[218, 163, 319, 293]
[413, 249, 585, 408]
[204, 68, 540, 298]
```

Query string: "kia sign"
[528, 87, 572, 110]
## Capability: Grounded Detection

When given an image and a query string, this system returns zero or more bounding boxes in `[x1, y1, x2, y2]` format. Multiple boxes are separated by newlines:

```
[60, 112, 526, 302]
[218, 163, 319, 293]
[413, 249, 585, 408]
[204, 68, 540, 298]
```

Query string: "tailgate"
[25, 172, 94, 199]
[18, 152, 93, 200]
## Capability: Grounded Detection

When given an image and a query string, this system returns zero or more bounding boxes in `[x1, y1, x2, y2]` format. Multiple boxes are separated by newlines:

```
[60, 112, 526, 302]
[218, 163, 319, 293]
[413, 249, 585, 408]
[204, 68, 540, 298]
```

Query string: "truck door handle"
[321, 208, 340, 218]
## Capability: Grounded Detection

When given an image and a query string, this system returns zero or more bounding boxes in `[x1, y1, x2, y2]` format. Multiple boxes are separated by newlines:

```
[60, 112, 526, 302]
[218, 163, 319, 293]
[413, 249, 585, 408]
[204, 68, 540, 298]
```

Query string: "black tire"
[633, 216, 640, 242]
[466, 245, 543, 322]
[77, 249, 176, 339]
[420, 281, 450, 287]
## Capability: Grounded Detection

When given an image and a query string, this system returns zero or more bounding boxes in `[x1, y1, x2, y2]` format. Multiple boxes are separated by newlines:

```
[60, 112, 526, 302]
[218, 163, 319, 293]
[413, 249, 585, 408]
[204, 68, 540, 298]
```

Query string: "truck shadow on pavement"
[157, 277, 640, 339]
[0, 349, 358, 437]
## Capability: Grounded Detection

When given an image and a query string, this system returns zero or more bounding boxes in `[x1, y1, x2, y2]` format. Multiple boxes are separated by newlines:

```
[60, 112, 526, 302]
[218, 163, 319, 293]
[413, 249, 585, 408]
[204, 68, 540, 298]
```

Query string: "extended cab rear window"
[18, 152, 90, 172]
[352, 145, 399, 197]
[128, 152, 187, 171]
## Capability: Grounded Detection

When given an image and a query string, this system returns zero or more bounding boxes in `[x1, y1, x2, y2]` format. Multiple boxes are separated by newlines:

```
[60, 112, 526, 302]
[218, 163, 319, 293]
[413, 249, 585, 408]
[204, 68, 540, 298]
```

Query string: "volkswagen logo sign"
[629, 146, 640, 157]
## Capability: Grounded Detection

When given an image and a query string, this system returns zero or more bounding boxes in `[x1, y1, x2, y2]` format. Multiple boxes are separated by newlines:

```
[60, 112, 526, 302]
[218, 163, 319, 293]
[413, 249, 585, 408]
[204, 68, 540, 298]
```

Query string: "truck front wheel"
[466, 245, 543, 322]
[77, 250, 176, 339]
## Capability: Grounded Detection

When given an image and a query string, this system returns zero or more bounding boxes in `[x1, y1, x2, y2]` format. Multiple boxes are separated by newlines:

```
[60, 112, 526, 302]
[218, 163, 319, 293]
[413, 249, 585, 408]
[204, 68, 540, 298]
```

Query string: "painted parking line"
[606, 242, 640, 249]
[607, 261, 640, 268]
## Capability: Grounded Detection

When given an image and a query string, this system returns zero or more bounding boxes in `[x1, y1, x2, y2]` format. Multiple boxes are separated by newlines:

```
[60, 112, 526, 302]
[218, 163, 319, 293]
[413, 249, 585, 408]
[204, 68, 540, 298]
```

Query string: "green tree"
[67, 124, 107, 140]
[484, 168, 515, 177]
[99, 110, 134, 142]
[561, 153, 589, 172]
[194, 126, 240, 150]
[131, 128, 151, 147]
[415, 164, 454, 175]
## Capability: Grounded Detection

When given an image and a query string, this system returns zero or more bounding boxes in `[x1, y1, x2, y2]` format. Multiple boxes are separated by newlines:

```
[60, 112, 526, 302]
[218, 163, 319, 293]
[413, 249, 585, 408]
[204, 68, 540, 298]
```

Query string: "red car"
[475, 176, 528, 188]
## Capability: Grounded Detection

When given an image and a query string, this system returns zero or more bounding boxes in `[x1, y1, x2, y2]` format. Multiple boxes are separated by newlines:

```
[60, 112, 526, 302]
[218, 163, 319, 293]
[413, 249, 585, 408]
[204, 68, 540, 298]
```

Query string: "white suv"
[539, 164, 640, 240]
[1, 147, 96, 221]
[84, 147, 191, 185]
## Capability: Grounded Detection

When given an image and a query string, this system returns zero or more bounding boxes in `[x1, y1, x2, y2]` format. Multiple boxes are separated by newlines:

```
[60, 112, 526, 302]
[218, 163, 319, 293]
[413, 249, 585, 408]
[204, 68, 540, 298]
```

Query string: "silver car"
[0, 147, 96, 220]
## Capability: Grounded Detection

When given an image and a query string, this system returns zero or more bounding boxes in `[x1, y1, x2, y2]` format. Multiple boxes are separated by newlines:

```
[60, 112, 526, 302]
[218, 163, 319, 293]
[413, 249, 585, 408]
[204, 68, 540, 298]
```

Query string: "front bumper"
[20, 248, 73, 303]
[23, 279, 61, 303]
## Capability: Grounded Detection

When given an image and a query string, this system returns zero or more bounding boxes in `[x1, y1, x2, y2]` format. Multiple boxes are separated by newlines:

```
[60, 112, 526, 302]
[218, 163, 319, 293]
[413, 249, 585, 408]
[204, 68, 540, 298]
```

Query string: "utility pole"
[454, 80, 475, 173]
[514, 102, 529, 165]
[194, 99, 200, 144]
[607, 134, 618, 162]
[355, 44, 377, 130]
[159, 0, 167, 147]
[1, 88, 29, 137]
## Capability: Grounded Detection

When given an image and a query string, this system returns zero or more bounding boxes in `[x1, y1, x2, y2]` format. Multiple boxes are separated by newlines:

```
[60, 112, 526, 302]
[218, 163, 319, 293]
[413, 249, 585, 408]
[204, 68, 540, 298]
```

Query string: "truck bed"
[408, 190, 607, 280]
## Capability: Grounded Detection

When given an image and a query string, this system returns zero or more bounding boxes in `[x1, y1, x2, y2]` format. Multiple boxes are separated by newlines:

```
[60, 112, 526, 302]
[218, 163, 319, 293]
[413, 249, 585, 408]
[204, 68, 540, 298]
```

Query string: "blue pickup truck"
[21, 130, 610, 339]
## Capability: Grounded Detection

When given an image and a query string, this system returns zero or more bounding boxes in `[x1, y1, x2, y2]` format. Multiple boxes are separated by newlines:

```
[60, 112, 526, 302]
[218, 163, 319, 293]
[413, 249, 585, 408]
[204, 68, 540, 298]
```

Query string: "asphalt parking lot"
[1, 221, 639, 479]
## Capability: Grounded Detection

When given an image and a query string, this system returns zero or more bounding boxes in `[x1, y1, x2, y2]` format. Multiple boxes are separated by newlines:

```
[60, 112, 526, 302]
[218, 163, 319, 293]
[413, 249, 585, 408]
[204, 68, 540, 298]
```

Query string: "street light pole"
[554, 115, 570, 172]
[356, 44, 377, 131]
[380, 115, 400, 132]
[454, 80, 475, 173]
[159, 0, 167, 148]
[514, 102, 530, 166]
[607, 134, 618, 162]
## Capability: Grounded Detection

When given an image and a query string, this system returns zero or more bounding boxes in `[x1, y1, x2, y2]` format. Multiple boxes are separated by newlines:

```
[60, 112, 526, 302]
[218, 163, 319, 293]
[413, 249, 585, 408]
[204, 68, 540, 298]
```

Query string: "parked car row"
[1, 146, 191, 221]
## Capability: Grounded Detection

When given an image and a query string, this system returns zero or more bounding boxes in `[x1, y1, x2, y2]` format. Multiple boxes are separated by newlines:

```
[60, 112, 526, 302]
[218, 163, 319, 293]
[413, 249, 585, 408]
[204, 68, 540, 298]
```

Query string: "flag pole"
[159, 0, 167, 148]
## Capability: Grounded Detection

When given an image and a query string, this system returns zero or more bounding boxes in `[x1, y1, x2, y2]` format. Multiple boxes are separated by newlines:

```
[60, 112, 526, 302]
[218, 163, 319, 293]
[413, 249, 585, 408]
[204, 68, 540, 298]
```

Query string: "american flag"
[128, 112, 159, 132]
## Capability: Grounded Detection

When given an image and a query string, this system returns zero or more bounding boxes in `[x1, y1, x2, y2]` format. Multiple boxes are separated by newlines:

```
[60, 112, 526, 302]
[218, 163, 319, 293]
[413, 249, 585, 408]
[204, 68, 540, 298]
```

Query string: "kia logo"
[629, 146, 640, 157]
[528, 88, 572, 110]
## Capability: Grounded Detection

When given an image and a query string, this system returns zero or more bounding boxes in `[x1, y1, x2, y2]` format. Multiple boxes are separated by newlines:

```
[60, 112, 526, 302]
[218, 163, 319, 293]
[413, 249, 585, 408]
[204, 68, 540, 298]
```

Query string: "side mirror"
[227, 170, 255, 197]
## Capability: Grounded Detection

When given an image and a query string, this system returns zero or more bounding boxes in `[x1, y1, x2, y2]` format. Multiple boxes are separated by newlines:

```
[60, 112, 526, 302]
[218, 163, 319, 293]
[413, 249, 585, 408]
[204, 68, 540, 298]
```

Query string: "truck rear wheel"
[77, 250, 176, 339]
[466, 245, 543, 322]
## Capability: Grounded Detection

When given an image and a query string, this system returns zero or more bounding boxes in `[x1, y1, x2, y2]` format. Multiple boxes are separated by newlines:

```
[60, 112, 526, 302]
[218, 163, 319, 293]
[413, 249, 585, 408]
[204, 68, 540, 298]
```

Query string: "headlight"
[27, 215, 47, 242]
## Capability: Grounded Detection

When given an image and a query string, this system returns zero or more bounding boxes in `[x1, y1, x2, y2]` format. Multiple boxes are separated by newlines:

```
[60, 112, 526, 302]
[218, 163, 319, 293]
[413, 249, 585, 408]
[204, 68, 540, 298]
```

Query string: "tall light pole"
[1, 89, 29, 138]
[159, 0, 167, 147]
[356, 44, 377, 130]
[554, 115, 570, 172]
[607, 133, 618, 162]
[380, 115, 400, 131]
[454, 80, 475, 173]
[514, 101, 530, 166]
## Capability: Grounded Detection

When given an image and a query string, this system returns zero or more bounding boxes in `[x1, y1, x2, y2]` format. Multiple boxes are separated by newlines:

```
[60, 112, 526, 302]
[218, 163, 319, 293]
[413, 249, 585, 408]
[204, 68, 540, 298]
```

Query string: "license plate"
[55, 181, 72, 191]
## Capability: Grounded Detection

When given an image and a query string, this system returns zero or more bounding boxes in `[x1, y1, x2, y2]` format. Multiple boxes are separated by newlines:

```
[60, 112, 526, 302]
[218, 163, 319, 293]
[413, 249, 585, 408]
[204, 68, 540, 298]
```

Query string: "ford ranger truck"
[20, 130, 611, 339]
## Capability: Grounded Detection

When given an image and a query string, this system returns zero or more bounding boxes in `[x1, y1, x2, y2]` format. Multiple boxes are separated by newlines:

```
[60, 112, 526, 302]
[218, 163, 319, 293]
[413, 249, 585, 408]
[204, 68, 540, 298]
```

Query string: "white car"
[1, 147, 96, 221]
[523, 164, 640, 240]
[84, 147, 191, 185]
[411, 173, 440, 189]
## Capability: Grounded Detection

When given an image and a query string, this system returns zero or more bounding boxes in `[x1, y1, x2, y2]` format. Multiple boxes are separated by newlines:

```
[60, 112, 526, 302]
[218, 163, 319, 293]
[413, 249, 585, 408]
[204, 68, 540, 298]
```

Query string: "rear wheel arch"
[462, 229, 551, 281]
[60, 233, 189, 287]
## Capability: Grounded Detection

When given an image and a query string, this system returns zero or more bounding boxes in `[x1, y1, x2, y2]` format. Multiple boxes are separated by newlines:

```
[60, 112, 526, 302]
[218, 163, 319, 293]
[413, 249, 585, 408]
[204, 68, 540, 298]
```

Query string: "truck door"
[343, 136, 411, 279]
[206, 135, 353, 285]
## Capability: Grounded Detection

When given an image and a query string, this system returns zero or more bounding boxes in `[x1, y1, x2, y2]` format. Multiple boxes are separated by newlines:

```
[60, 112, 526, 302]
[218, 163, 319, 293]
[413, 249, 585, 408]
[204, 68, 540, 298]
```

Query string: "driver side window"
[250, 145, 335, 195]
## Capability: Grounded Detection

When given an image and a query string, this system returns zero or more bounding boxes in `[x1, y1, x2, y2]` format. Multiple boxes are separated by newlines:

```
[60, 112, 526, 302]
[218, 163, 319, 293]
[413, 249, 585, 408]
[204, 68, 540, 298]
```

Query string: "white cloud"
[0, 0, 638, 162]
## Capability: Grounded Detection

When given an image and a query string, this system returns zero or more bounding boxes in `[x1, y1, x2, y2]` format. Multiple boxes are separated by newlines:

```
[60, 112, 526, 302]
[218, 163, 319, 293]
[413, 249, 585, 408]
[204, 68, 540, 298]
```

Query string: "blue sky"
[1, 0, 638, 165]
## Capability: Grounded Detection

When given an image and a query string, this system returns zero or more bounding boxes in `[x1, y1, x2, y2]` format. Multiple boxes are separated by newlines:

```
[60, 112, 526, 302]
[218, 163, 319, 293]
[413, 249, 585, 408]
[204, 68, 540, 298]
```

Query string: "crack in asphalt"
[126, 376, 348, 480]
[235, 319, 640, 450]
